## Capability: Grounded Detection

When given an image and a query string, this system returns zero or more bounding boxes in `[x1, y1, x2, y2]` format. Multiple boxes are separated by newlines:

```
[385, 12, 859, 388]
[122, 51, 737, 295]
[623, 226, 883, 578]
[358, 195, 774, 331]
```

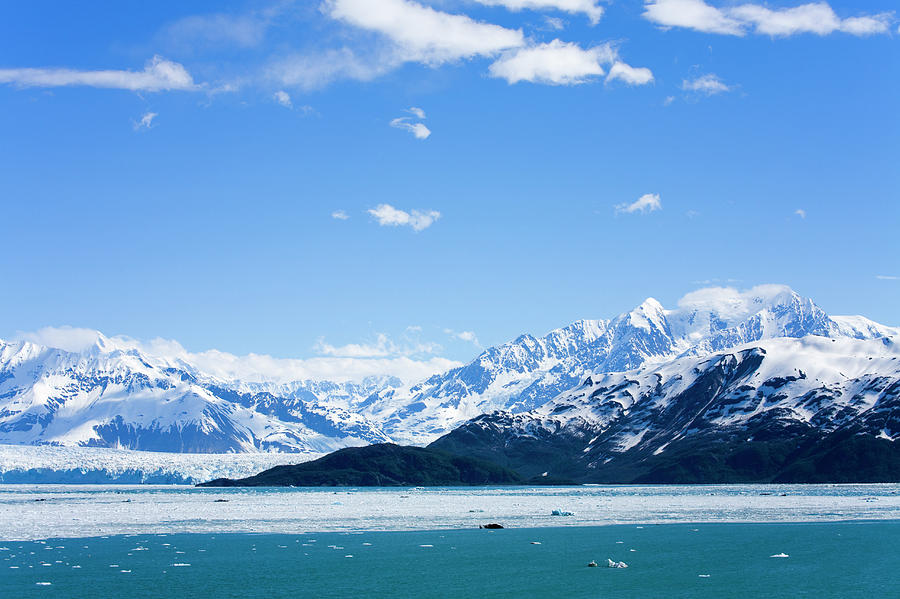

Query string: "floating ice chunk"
[36, 582, 51, 586]
[362, 543, 372, 546]
[551, 509, 574, 516]
[172, 563, 191, 567]
[420, 545, 434, 548]
[607, 559, 628, 568]
[770, 553, 789, 558]
[698, 574, 711, 578]
[120, 570, 131, 573]
[531, 542, 541, 545]
[344, 555, 353, 558]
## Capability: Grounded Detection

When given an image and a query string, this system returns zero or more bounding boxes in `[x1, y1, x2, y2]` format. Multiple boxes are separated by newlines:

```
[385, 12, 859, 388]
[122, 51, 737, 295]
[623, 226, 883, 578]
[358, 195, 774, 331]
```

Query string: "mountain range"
[1, 285, 898, 482]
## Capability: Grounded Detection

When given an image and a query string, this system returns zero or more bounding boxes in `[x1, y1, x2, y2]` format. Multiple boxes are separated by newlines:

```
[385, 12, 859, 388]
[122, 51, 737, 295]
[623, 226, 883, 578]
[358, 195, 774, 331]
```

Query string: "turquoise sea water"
[3, 521, 898, 598]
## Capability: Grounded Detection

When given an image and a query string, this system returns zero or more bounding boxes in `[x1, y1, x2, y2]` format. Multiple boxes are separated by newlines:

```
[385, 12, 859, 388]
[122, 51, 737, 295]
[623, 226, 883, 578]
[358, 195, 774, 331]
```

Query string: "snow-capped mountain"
[430, 335, 900, 483]
[0, 336, 392, 453]
[1, 285, 896, 460]
[364, 285, 899, 443]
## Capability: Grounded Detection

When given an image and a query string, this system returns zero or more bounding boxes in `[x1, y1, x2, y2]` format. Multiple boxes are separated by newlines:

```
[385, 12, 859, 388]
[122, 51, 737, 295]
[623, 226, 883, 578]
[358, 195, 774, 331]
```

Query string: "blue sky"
[0, 0, 897, 379]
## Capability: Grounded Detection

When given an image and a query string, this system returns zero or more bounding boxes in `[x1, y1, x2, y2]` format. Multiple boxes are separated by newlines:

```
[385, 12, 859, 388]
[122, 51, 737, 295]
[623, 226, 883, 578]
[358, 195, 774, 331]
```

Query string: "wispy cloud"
[875, 275, 899, 281]
[0, 56, 196, 92]
[331, 210, 350, 220]
[473, 0, 605, 25]
[368, 203, 441, 231]
[616, 193, 662, 215]
[541, 16, 566, 31]
[682, 73, 731, 95]
[158, 10, 276, 52]
[643, 0, 894, 37]
[795, 208, 807, 219]
[268, 47, 397, 91]
[133, 112, 158, 131]
[444, 328, 482, 348]
[390, 107, 431, 139]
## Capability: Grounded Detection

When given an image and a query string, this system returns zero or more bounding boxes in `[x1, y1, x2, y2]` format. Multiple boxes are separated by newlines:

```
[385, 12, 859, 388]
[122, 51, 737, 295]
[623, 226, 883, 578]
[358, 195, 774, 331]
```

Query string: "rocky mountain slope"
[430, 336, 900, 483]
[198, 443, 523, 487]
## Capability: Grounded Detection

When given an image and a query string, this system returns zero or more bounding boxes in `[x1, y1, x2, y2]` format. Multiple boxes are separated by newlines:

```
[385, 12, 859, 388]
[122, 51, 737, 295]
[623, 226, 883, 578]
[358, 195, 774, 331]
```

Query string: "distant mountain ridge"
[1, 285, 897, 458]
[0, 337, 392, 453]
[361, 285, 898, 443]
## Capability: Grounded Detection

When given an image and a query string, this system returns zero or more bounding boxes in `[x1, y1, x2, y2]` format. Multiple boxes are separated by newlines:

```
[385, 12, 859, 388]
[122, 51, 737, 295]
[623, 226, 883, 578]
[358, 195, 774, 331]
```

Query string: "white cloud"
[643, 0, 894, 37]
[730, 3, 892, 37]
[875, 275, 899, 281]
[16, 326, 105, 353]
[473, 0, 605, 25]
[682, 73, 731, 95]
[368, 203, 441, 231]
[273, 90, 292, 108]
[331, 210, 350, 220]
[644, 0, 744, 35]
[325, 0, 524, 64]
[677, 284, 796, 321]
[390, 107, 431, 139]
[391, 120, 432, 139]
[616, 193, 662, 215]
[605, 61, 655, 86]
[316, 333, 397, 358]
[663, 95, 675, 106]
[133, 112, 158, 131]
[0, 55, 196, 92]
[489, 40, 615, 85]
[12, 326, 459, 384]
[795, 208, 807, 219]
[839, 14, 894, 36]
[276, 2, 643, 90]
